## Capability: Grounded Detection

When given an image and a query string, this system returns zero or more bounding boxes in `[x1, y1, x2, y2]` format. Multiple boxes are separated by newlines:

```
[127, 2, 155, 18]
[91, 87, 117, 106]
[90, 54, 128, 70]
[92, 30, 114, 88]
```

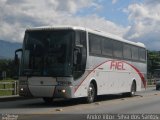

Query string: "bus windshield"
[21, 30, 74, 77]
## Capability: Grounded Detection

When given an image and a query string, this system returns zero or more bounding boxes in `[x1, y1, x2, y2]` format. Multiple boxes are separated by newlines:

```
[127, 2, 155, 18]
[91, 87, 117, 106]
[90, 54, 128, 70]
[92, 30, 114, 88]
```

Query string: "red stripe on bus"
[124, 62, 147, 88]
[74, 60, 112, 93]
[74, 60, 146, 93]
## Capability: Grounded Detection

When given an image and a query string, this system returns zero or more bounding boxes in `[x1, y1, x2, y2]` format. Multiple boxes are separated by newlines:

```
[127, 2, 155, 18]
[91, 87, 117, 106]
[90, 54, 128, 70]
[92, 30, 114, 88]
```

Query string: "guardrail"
[0, 81, 18, 95]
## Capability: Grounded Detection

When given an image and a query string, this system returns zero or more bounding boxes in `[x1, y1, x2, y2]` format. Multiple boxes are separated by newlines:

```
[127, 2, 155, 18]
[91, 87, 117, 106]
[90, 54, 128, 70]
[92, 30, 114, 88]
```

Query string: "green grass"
[0, 79, 15, 82]
[0, 79, 17, 96]
[0, 91, 13, 96]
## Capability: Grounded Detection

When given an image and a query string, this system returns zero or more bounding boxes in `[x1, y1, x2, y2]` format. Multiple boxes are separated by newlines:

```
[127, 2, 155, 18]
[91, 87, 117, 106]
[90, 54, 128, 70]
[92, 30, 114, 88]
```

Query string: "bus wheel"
[43, 97, 53, 104]
[87, 83, 96, 103]
[130, 81, 136, 97]
[123, 81, 136, 97]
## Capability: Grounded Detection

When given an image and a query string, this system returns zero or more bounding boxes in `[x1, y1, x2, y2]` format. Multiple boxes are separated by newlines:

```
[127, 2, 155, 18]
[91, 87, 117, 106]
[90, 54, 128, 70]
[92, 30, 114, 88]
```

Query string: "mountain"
[0, 40, 22, 59]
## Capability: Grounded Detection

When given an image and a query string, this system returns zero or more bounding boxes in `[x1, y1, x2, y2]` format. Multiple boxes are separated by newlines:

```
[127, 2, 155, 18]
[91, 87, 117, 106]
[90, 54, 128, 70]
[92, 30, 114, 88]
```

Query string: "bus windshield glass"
[21, 30, 74, 77]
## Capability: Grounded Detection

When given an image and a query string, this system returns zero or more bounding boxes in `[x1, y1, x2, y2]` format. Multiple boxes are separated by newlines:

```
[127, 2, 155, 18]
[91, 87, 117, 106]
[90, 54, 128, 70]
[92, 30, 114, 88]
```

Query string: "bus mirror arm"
[15, 48, 22, 65]
[15, 54, 19, 65]
[15, 48, 23, 54]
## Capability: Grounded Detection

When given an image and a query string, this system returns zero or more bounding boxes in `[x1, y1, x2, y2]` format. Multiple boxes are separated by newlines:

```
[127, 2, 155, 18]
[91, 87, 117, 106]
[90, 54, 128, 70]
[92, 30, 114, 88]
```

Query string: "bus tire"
[123, 81, 136, 97]
[43, 97, 53, 104]
[87, 83, 96, 103]
[130, 81, 136, 97]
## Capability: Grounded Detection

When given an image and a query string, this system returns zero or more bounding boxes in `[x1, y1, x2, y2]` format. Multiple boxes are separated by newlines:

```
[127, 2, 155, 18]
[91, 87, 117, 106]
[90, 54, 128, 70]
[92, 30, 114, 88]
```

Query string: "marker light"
[62, 89, 66, 93]
[20, 88, 24, 91]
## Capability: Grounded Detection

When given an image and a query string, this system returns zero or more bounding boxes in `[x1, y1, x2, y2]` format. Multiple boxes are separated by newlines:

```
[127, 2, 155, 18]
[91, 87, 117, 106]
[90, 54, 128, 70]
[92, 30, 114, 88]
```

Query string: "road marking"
[95, 102, 101, 105]
[55, 108, 63, 112]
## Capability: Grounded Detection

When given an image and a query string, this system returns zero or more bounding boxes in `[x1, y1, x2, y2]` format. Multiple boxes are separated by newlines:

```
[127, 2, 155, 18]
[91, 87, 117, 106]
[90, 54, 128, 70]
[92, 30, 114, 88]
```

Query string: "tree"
[147, 51, 160, 75]
[0, 59, 16, 79]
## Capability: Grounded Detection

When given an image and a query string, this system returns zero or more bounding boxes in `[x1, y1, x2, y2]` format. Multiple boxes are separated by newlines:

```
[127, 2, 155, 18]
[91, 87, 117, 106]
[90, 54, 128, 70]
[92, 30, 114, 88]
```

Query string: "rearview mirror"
[74, 49, 82, 65]
[14, 48, 22, 65]
[15, 53, 19, 65]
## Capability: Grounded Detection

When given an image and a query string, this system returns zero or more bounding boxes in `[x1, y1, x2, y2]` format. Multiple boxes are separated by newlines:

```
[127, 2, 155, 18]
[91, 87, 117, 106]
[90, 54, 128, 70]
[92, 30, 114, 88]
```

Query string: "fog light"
[20, 88, 24, 91]
[62, 89, 66, 93]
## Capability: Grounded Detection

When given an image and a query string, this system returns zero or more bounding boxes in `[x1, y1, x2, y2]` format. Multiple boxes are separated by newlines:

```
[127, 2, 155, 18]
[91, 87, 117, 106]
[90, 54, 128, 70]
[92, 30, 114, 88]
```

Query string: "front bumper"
[19, 85, 75, 98]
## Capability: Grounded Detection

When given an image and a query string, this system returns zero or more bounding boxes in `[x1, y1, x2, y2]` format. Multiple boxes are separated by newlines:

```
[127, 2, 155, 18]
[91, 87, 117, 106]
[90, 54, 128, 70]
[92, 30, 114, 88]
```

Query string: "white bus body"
[17, 26, 147, 103]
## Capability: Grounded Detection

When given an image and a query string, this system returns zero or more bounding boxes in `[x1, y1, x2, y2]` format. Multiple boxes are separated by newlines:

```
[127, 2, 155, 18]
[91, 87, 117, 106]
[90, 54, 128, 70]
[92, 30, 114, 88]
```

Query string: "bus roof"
[26, 25, 146, 48]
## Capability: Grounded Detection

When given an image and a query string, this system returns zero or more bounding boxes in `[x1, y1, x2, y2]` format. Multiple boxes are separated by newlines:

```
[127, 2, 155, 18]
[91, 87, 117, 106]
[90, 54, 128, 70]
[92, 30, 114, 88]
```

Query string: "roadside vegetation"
[148, 51, 160, 74]
[0, 79, 17, 96]
[0, 59, 18, 96]
[0, 59, 17, 80]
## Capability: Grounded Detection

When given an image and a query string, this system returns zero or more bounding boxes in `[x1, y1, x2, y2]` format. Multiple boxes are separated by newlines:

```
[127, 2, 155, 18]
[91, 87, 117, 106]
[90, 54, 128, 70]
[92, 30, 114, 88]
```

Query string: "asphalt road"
[0, 87, 160, 120]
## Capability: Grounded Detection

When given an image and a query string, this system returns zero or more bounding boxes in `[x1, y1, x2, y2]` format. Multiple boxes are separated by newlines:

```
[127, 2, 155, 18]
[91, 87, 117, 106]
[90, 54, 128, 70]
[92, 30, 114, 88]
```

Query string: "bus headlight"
[20, 88, 24, 91]
[62, 89, 66, 93]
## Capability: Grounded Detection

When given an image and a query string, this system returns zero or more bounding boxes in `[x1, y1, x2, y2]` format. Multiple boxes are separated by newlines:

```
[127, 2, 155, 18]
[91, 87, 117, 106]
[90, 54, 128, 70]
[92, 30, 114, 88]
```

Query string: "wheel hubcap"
[131, 83, 136, 95]
[88, 86, 94, 101]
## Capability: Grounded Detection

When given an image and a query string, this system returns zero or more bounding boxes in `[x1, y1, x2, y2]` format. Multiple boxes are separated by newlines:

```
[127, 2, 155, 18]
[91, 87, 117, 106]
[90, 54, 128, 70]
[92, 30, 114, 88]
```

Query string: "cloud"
[2, 0, 159, 50]
[124, 0, 160, 50]
[112, 0, 118, 4]
[0, 0, 126, 43]
[57, 15, 127, 37]
[54, 0, 99, 14]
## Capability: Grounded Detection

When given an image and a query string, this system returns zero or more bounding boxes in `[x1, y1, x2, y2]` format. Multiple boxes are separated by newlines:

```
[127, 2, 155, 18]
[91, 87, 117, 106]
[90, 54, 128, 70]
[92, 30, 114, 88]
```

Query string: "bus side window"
[123, 44, 131, 59]
[113, 41, 123, 58]
[131, 46, 139, 61]
[89, 34, 102, 55]
[102, 38, 113, 57]
[139, 48, 146, 61]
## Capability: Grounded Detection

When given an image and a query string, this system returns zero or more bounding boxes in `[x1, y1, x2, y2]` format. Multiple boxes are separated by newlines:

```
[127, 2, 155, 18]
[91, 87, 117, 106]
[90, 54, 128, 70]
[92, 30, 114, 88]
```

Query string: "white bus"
[15, 26, 147, 103]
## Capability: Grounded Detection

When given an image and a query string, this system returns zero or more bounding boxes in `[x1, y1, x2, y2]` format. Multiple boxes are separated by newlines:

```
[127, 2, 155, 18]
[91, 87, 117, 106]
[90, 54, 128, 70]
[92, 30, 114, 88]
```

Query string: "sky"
[0, 0, 160, 50]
